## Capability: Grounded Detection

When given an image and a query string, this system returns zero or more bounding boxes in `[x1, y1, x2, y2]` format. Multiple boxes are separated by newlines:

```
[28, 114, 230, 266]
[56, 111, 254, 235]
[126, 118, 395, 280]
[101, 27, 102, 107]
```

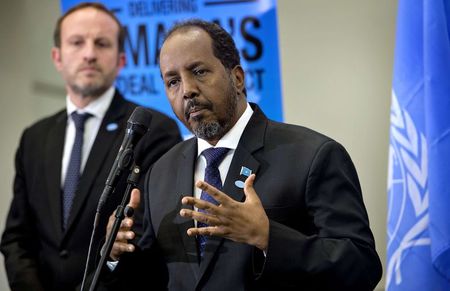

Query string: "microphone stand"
[87, 165, 141, 291]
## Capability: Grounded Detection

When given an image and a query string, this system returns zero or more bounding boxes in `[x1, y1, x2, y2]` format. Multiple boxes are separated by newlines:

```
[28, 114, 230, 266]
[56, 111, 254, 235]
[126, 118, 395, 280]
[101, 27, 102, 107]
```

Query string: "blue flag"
[387, 0, 450, 290]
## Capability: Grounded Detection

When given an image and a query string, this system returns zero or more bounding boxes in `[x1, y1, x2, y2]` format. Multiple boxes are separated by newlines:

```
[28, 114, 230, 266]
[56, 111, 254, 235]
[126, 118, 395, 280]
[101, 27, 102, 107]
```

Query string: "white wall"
[0, 1, 63, 289]
[278, 1, 396, 289]
[0, 1, 396, 290]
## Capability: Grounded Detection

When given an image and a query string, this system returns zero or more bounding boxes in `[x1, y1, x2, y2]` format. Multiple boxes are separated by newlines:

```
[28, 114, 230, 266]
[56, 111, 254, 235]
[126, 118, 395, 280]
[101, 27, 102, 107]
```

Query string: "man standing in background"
[0, 3, 181, 291]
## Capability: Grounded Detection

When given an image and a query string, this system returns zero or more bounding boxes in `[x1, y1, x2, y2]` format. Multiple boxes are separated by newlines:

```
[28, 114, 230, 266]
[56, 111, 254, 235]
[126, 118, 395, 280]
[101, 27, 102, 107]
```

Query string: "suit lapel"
[197, 104, 267, 283]
[44, 111, 67, 239]
[173, 139, 201, 279]
[64, 92, 128, 235]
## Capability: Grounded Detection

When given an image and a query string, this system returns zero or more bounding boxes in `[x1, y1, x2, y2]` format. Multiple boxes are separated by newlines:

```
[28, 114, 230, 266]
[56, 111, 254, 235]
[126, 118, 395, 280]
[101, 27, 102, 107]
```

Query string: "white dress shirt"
[194, 103, 253, 200]
[61, 87, 115, 187]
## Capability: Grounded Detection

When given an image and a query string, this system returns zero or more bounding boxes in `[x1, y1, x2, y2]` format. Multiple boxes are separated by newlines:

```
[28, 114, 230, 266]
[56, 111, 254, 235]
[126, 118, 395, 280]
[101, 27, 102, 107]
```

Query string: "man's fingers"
[186, 226, 227, 237]
[195, 181, 230, 205]
[111, 242, 135, 258]
[107, 216, 133, 241]
[120, 217, 134, 229]
[180, 208, 222, 226]
[243, 174, 258, 201]
[107, 189, 140, 260]
[107, 210, 130, 238]
[128, 188, 141, 209]
[106, 212, 116, 235]
[181, 196, 217, 213]
[116, 230, 135, 241]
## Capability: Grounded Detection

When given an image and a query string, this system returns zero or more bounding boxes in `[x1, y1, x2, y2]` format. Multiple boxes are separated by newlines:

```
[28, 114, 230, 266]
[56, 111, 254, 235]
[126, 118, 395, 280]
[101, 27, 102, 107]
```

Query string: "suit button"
[59, 249, 69, 258]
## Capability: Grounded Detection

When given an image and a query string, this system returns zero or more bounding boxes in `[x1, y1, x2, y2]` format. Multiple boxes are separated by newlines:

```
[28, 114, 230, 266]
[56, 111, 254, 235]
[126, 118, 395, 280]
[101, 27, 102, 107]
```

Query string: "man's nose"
[182, 75, 199, 99]
[83, 42, 97, 62]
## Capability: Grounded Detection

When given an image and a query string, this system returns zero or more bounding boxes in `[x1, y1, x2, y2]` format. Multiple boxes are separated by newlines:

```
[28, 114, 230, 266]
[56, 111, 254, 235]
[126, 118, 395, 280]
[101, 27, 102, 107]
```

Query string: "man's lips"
[79, 67, 100, 73]
[185, 106, 208, 120]
[187, 106, 202, 117]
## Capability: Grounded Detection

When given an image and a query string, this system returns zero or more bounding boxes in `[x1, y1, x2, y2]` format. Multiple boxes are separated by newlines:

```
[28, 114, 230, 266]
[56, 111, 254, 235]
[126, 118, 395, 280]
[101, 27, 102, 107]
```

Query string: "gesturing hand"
[180, 174, 269, 251]
[107, 188, 140, 261]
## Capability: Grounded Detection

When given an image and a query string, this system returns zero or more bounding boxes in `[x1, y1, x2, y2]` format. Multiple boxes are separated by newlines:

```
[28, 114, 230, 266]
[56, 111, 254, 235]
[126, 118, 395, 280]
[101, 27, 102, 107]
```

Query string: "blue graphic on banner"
[61, 0, 283, 137]
[387, 0, 450, 290]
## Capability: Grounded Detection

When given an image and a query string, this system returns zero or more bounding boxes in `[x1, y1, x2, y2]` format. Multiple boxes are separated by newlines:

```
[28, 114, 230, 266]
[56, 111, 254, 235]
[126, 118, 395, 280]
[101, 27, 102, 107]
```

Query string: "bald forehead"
[161, 27, 213, 58]
[166, 27, 211, 45]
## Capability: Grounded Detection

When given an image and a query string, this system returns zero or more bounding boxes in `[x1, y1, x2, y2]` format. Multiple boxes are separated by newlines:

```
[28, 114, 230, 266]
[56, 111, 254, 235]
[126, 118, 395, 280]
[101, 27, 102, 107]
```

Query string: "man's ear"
[118, 52, 126, 69]
[51, 47, 63, 72]
[231, 65, 245, 94]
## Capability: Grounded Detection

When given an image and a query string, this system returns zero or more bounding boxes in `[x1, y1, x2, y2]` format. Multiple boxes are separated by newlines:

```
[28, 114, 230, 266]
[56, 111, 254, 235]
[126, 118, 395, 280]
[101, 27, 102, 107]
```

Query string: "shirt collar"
[197, 102, 253, 156]
[66, 86, 115, 119]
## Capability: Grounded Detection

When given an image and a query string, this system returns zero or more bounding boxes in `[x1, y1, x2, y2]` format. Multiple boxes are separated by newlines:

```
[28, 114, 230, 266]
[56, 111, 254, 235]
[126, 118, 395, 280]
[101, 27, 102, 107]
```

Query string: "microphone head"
[128, 106, 153, 129]
[126, 107, 153, 165]
[127, 107, 153, 136]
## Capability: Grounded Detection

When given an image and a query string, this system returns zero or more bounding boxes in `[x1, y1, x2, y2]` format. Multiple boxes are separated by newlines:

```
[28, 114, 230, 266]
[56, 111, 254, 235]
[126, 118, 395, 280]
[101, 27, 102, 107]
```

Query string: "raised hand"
[180, 174, 269, 251]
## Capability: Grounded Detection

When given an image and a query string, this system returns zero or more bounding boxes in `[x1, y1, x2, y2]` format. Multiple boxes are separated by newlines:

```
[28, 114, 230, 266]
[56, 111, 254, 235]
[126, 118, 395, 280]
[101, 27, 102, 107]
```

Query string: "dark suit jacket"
[110, 103, 382, 291]
[0, 90, 182, 291]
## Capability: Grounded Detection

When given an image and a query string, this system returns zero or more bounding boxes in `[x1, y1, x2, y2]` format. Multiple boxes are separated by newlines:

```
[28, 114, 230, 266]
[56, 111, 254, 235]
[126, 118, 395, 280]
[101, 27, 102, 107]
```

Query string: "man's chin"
[191, 120, 223, 141]
[186, 115, 203, 128]
[72, 83, 108, 98]
[78, 78, 102, 88]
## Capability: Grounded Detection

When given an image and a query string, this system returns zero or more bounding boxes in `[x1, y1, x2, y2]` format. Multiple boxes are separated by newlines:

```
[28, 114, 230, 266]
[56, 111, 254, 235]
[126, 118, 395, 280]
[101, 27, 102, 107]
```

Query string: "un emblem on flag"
[387, 140, 407, 243]
[386, 92, 430, 288]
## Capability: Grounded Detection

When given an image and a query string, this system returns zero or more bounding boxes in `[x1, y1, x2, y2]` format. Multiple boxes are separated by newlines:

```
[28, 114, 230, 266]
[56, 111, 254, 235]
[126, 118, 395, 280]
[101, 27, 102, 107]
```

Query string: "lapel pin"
[240, 166, 252, 177]
[234, 180, 245, 189]
[235, 166, 252, 189]
[106, 123, 118, 132]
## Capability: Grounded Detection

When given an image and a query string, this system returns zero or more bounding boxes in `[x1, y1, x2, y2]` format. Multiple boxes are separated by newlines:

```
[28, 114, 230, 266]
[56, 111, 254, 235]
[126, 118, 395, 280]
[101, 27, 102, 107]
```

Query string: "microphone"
[81, 107, 152, 291]
[96, 106, 152, 213]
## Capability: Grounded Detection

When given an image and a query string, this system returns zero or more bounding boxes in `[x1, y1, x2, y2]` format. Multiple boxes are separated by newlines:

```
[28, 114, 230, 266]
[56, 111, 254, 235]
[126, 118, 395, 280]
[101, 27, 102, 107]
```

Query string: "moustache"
[184, 99, 212, 120]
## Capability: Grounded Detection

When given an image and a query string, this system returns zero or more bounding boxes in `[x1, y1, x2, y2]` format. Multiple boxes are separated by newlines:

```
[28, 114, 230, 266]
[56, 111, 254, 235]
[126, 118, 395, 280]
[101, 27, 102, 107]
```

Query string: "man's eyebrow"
[162, 70, 177, 80]
[67, 34, 83, 40]
[162, 61, 205, 79]
[186, 61, 204, 71]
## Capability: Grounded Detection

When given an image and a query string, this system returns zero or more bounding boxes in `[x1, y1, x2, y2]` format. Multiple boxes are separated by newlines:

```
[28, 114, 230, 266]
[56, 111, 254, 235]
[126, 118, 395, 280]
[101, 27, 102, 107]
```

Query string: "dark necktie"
[197, 147, 229, 257]
[63, 112, 91, 230]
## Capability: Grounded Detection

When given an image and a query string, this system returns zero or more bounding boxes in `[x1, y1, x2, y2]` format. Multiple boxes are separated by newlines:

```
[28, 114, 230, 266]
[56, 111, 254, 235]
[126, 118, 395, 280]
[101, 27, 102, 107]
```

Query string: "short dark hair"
[53, 2, 125, 53]
[165, 19, 241, 71]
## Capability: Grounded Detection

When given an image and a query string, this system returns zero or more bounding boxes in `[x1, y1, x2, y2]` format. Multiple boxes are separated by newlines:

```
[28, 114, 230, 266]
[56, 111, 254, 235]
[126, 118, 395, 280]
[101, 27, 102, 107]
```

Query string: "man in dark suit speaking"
[106, 20, 382, 290]
[0, 3, 181, 291]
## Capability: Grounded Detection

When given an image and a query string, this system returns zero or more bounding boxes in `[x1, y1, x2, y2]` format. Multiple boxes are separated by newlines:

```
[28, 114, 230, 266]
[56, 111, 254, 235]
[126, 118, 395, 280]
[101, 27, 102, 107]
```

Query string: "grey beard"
[191, 95, 236, 141]
[192, 74, 239, 141]
[70, 83, 109, 98]
[193, 120, 223, 140]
